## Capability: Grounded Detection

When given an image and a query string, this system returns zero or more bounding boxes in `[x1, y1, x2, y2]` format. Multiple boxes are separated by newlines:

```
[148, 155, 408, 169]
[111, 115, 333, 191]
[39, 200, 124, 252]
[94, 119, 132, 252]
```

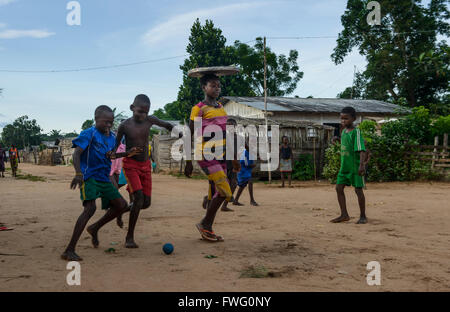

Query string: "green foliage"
[381, 106, 432, 145]
[322, 142, 341, 183]
[358, 120, 377, 143]
[153, 101, 183, 121]
[431, 115, 450, 136]
[323, 107, 446, 183]
[292, 154, 314, 181]
[232, 38, 303, 96]
[81, 119, 94, 131]
[333, 0, 449, 111]
[1, 115, 42, 149]
[171, 19, 303, 121]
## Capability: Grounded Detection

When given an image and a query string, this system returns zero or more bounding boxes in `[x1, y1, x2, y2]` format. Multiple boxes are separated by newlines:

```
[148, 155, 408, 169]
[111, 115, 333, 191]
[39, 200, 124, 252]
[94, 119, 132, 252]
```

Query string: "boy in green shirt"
[331, 107, 368, 224]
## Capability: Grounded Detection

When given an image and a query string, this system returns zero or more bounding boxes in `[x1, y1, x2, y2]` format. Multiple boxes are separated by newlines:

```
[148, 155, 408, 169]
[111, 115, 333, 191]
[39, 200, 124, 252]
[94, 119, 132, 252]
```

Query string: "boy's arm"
[184, 120, 195, 177]
[148, 115, 174, 132]
[70, 147, 84, 189]
[358, 151, 367, 176]
[114, 123, 125, 152]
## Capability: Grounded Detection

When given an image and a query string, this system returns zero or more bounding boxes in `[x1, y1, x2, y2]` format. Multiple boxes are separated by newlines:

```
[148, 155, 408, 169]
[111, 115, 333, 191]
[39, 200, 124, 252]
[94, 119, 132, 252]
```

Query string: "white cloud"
[0, 29, 55, 39]
[0, 0, 16, 6]
[0, 23, 6, 28]
[142, 2, 272, 46]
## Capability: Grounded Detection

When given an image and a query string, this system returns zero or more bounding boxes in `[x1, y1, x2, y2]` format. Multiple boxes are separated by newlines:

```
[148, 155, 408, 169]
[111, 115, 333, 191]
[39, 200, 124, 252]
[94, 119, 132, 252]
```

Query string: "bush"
[431, 115, 450, 137]
[292, 154, 314, 181]
[322, 142, 341, 183]
[322, 107, 445, 183]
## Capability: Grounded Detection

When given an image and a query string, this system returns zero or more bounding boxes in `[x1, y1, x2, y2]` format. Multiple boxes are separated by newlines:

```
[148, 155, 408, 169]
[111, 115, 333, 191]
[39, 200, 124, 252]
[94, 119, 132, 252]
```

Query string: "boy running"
[62, 105, 139, 261]
[331, 106, 368, 224]
[113, 94, 175, 248]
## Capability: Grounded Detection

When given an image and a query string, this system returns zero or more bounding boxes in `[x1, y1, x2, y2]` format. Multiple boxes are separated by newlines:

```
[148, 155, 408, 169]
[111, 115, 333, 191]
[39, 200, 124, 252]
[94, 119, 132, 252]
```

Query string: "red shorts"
[122, 158, 152, 197]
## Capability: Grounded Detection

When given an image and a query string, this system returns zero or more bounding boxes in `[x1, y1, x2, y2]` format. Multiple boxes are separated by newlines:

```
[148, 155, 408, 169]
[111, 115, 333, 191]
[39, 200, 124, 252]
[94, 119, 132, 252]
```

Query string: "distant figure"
[233, 141, 259, 207]
[279, 136, 293, 187]
[331, 106, 368, 224]
[0, 144, 6, 178]
[9, 144, 19, 177]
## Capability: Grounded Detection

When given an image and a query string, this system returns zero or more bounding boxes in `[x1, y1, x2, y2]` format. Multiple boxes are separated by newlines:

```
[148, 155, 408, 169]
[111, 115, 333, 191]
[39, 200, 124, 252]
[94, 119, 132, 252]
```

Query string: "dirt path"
[0, 163, 449, 291]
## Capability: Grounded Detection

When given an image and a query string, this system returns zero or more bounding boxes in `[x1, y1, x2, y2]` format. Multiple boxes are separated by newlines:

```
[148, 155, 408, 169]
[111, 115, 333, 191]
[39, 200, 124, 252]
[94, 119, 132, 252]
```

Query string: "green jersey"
[337, 127, 366, 187]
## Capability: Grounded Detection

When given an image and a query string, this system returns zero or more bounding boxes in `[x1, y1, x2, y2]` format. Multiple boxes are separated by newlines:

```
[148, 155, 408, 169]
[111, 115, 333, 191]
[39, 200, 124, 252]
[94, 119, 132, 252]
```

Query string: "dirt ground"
[0, 163, 449, 292]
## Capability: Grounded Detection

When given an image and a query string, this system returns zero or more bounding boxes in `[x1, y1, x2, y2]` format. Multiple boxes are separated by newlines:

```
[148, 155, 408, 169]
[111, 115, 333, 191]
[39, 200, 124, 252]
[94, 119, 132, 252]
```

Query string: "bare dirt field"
[0, 163, 449, 292]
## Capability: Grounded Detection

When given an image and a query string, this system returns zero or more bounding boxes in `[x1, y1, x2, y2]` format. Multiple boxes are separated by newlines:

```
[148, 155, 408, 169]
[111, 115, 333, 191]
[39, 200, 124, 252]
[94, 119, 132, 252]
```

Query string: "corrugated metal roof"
[222, 96, 409, 114]
[228, 115, 335, 130]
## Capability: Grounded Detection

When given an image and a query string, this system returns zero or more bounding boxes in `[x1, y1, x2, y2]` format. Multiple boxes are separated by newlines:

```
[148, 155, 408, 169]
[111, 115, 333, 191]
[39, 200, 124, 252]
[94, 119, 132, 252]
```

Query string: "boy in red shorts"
[112, 94, 174, 248]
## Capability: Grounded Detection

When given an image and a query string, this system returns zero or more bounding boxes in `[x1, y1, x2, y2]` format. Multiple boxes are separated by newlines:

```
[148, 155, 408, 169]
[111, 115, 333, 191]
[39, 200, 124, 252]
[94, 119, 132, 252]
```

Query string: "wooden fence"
[406, 133, 449, 173]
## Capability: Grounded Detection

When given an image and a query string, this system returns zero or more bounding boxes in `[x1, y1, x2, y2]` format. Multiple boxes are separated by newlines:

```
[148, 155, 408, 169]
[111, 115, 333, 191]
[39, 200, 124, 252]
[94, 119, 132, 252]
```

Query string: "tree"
[81, 119, 94, 131]
[112, 108, 127, 131]
[1, 116, 42, 149]
[63, 131, 79, 138]
[232, 38, 303, 96]
[337, 71, 367, 99]
[153, 101, 184, 121]
[173, 19, 303, 121]
[332, 0, 449, 111]
[176, 19, 254, 121]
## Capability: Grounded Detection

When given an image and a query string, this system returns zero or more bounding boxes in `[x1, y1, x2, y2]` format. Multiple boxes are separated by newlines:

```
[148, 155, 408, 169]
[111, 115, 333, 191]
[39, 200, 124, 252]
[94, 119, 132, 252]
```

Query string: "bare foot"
[125, 237, 139, 248]
[250, 201, 259, 206]
[356, 217, 368, 224]
[61, 250, 82, 261]
[233, 202, 244, 206]
[330, 215, 350, 223]
[86, 225, 99, 248]
[221, 207, 234, 212]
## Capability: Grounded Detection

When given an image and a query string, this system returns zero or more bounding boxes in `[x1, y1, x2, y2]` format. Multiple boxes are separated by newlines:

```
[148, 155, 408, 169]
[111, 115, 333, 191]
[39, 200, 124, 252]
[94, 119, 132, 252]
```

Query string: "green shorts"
[80, 178, 122, 210]
[336, 171, 365, 188]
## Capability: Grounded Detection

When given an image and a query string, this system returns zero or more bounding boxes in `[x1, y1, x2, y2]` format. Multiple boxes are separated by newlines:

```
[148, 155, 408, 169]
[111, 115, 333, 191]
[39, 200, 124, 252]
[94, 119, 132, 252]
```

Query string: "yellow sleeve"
[190, 105, 201, 121]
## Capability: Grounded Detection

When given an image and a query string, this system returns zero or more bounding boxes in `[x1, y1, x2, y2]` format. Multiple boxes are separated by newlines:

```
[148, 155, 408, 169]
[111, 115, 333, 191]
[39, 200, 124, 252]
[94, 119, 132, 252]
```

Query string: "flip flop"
[0, 227, 13, 231]
[196, 224, 224, 242]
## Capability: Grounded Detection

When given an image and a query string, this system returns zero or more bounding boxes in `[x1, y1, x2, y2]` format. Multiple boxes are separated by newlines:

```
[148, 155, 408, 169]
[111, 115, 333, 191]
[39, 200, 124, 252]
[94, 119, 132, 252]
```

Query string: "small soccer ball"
[162, 243, 174, 255]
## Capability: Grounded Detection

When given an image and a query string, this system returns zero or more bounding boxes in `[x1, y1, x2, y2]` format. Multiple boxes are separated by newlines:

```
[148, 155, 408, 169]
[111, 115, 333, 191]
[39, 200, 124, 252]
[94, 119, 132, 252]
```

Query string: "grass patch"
[169, 172, 208, 180]
[240, 265, 270, 278]
[16, 174, 46, 182]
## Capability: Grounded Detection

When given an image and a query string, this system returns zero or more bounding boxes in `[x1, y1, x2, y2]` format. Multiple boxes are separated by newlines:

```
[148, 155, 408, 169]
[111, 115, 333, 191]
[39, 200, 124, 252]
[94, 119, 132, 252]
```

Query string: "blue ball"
[162, 243, 174, 255]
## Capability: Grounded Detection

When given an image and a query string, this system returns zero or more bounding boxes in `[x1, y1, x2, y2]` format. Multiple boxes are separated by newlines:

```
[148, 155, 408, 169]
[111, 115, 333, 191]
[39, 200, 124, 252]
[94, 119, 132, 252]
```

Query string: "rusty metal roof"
[222, 96, 409, 114]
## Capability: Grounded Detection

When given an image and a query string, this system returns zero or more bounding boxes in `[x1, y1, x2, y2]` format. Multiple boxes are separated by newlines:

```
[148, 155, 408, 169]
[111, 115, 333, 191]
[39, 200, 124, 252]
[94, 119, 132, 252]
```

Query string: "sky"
[0, 0, 373, 133]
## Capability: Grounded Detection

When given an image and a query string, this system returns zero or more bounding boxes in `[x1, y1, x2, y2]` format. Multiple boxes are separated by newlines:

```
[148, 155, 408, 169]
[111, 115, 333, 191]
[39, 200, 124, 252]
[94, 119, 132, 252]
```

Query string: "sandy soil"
[0, 163, 449, 292]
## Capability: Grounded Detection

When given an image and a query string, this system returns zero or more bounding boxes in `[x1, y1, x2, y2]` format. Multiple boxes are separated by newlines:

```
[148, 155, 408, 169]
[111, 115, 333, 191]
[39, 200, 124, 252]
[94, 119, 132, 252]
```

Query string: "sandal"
[196, 224, 224, 242]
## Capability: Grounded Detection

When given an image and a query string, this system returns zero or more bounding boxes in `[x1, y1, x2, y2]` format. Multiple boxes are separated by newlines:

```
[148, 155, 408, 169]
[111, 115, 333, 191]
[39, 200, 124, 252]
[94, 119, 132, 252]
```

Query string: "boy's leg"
[221, 173, 237, 211]
[87, 197, 128, 247]
[288, 173, 292, 186]
[355, 187, 367, 224]
[233, 186, 245, 206]
[201, 195, 226, 232]
[331, 184, 350, 223]
[62, 200, 96, 261]
[280, 172, 285, 187]
[126, 190, 144, 248]
[248, 181, 258, 206]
